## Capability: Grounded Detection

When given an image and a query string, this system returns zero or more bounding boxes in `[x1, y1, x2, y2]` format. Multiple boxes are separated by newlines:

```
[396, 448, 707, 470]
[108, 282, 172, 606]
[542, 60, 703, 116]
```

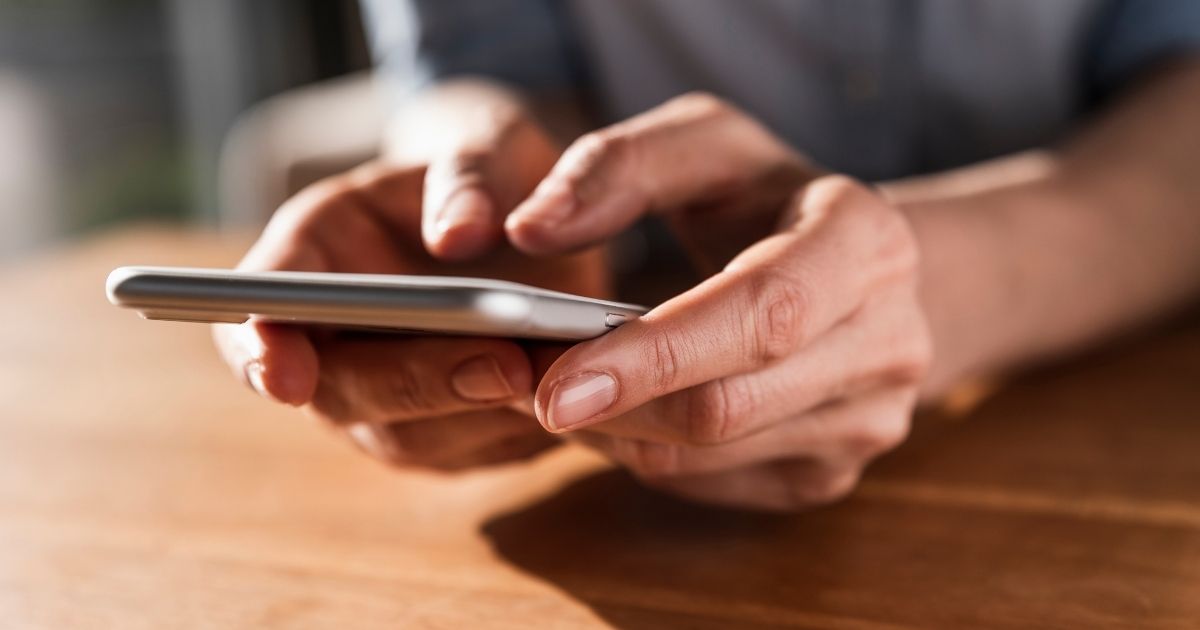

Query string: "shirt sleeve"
[358, 0, 582, 96]
[1087, 0, 1200, 97]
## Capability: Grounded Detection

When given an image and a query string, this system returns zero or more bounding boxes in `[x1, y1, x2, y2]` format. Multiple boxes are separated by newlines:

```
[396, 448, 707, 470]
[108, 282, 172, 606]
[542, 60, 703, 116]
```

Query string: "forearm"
[884, 61, 1200, 397]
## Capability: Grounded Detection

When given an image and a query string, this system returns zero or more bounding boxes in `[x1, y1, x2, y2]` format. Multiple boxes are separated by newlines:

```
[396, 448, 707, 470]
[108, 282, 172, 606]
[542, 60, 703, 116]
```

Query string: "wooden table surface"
[2, 227, 1198, 629]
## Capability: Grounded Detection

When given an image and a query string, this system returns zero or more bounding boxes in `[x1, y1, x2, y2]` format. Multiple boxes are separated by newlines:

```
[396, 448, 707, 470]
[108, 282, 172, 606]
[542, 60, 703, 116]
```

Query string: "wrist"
[890, 180, 1059, 399]
[902, 201, 1004, 398]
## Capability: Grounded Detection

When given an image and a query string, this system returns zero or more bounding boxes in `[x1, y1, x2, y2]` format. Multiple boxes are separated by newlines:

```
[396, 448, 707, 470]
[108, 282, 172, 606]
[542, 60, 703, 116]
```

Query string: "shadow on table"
[481, 469, 852, 630]
[480, 319, 1200, 629]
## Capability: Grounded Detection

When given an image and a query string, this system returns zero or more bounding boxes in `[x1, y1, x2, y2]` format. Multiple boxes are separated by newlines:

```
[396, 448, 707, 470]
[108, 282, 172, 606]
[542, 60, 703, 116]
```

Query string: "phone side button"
[604, 313, 629, 328]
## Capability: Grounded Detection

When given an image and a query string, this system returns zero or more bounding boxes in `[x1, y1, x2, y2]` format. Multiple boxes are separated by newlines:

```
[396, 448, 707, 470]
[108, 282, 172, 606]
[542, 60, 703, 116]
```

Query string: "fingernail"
[435, 187, 490, 237]
[546, 372, 617, 431]
[451, 355, 514, 402]
[244, 359, 268, 398]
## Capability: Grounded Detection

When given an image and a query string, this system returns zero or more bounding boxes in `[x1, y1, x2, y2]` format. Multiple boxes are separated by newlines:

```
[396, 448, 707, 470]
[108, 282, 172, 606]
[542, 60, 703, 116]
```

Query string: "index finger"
[504, 92, 810, 255]
[531, 178, 901, 434]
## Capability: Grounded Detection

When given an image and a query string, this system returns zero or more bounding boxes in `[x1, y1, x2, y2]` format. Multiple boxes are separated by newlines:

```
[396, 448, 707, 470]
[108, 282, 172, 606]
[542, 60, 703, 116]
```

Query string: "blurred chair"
[217, 70, 390, 228]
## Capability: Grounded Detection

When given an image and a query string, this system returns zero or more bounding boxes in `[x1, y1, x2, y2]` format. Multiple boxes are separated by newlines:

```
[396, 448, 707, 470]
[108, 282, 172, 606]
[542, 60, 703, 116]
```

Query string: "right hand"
[214, 98, 609, 471]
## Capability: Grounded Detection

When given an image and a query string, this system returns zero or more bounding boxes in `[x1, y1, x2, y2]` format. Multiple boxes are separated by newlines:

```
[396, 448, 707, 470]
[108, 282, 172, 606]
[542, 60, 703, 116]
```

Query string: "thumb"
[504, 93, 809, 256]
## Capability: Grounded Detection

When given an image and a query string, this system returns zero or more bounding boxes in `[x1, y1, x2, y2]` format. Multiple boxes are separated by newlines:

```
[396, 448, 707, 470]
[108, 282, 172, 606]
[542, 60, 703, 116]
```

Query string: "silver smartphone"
[106, 266, 647, 341]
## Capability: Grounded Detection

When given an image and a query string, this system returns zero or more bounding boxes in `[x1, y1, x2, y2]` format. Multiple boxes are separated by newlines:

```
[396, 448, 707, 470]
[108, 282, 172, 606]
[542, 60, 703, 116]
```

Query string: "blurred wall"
[168, 0, 369, 228]
[0, 1, 176, 258]
[0, 0, 367, 258]
[0, 71, 60, 256]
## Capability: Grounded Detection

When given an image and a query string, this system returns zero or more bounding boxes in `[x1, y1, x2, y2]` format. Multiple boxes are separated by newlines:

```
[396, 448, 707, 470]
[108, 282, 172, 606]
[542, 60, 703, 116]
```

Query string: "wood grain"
[0, 227, 1197, 629]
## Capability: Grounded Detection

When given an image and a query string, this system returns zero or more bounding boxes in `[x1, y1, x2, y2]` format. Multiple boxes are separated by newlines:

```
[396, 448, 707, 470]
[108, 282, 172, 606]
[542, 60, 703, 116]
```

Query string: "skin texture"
[503, 95, 929, 510]
[214, 89, 608, 469]
[216, 62, 1200, 511]
[888, 61, 1200, 395]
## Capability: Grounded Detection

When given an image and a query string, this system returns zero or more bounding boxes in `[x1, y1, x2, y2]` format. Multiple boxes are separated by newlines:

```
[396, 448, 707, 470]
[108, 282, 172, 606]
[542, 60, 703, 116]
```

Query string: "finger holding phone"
[214, 86, 932, 509]
[501, 94, 932, 511]
[213, 81, 608, 470]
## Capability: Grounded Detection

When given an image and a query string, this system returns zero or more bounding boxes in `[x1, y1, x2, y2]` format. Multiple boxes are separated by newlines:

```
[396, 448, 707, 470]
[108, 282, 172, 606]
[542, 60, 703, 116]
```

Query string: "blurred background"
[0, 0, 381, 259]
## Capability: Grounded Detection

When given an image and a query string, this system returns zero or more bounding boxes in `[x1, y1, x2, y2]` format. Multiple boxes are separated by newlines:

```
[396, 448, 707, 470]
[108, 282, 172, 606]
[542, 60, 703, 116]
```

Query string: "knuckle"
[805, 174, 870, 213]
[868, 300, 931, 388]
[846, 409, 912, 458]
[886, 353, 931, 388]
[871, 410, 912, 454]
[686, 378, 757, 445]
[802, 175, 891, 236]
[647, 332, 685, 395]
[566, 131, 632, 177]
[912, 338, 935, 381]
[877, 312, 933, 388]
[745, 267, 809, 365]
[670, 91, 731, 118]
[802, 174, 921, 288]
[554, 131, 640, 204]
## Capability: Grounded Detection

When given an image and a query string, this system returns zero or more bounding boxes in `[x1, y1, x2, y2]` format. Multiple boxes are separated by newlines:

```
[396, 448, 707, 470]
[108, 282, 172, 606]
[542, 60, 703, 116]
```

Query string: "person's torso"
[566, 0, 1103, 179]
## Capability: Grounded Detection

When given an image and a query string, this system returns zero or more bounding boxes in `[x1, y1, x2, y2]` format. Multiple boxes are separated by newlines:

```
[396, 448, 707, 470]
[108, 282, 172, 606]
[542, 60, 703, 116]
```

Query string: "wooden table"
[2, 228, 1198, 629]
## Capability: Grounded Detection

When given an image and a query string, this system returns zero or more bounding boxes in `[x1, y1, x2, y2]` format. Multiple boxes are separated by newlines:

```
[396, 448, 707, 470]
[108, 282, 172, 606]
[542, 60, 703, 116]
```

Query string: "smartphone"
[106, 266, 647, 341]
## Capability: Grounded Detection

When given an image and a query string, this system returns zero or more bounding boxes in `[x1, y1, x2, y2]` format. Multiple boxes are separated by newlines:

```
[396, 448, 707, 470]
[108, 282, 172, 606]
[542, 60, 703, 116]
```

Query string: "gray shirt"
[362, 0, 1200, 180]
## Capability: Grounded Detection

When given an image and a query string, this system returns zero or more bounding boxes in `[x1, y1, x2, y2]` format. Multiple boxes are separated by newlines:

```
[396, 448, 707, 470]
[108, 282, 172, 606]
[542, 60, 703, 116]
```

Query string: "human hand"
[505, 94, 932, 510]
[214, 97, 607, 470]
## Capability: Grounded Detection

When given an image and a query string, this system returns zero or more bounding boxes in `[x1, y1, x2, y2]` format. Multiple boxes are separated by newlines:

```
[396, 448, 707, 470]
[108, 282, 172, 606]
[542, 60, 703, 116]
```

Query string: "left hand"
[504, 93, 932, 511]
[213, 98, 608, 471]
